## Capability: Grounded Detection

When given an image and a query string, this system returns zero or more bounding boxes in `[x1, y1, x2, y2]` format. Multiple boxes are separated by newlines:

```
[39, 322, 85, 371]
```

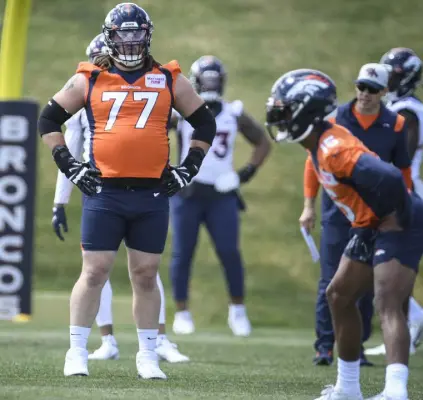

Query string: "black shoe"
[360, 350, 374, 367]
[313, 348, 333, 366]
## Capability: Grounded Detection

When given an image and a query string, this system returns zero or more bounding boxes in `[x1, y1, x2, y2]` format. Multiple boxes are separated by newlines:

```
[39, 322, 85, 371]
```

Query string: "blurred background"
[1, 1, 423, 398]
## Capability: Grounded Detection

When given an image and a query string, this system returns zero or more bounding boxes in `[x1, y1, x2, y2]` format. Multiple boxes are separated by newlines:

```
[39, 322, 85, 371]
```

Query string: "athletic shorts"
[81, 186, 169, 253]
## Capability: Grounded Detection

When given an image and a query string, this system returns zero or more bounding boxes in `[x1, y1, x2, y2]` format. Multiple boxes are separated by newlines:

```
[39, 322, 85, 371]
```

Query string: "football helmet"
[189, 56, 226, 102]
[266, 69, 337, 143]
[380, 47, 422, 102]
[103, 3, 154, 68]
[85, 33, 108, 63]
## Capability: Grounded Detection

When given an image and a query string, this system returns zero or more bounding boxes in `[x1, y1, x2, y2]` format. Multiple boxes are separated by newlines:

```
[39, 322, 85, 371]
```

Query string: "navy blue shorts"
[346, 194, 423, 272]
[81, 187, 169, 253]
[373, 195, 423, 271]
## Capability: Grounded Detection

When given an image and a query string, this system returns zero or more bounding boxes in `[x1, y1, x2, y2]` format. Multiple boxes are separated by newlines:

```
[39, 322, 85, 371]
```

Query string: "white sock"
[156, 273, 166, 325]
[137, 329, 158, 352]
[334, 358, 361, 396]
[70, 325, 91, 350]
[95, 279, 113, 327]
[408, 297, 423, 325]
[384, 363, 408, 399]
[229, 304, 246, 319]
[101, 334, 117, 347]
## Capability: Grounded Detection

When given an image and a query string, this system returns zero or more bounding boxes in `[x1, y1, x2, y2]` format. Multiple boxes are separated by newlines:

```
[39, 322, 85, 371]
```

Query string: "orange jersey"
[77, 60, 181, 178]
[310, 123, 380, 228]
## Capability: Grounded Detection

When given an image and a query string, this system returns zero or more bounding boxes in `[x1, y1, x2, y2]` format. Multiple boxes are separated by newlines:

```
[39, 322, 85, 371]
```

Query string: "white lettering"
[0, 116, 28, 141]
[0, 145, 27, 172]
[0, 235, 23, 263]
[0, 205, 25, 232]
[0, 265, 24, 293]
[0, 176, 27, 204]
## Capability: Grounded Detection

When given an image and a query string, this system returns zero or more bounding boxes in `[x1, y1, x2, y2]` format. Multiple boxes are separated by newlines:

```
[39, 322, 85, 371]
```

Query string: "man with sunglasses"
[365, 48, 423, 357]
[300, 63, 412, 367]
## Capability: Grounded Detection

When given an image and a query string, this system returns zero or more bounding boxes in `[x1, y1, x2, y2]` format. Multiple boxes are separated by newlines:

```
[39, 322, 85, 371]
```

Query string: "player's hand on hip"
[67, 161, 102, 196]
[52, 145, 102, 196]
[52, 205, 68, 241]
[161, 165, 196, 197]
[299, 206, 316, 234]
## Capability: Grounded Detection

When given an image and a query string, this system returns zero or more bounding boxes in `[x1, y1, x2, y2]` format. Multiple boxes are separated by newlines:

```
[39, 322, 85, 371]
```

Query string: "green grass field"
[1, 293, 423, 399]
[2, 0, 423, 397]
[17, 0, 423, 327]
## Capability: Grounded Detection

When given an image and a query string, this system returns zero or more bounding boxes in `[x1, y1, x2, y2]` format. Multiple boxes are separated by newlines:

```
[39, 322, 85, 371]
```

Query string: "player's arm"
[300, 155, 320, 232]
[398, 109, 419, 161]
[163, 74, 217, 196]
[391, 114, 413, 190]
[52, 117, 84, 240]
[237, 111, 271, 184]
[38, 73, 101, 196]
[331, 151, 411, 228]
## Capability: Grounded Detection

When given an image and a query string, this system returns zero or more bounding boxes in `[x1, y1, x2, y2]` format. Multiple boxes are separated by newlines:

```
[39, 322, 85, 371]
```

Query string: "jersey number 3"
[102, 91, 158, 131]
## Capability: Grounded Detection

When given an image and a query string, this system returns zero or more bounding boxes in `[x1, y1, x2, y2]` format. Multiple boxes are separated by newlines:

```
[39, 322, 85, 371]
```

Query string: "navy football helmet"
[85, 33, 108, 63]
[380, 48, 422, 102]
[189, 56, 226, 101]
[266, 69, 337, 143]
[103, 3, 154, 68]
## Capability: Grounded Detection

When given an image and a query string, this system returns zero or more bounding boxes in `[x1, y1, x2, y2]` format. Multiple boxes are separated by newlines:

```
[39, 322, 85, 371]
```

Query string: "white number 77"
[102, 91, 159, 131]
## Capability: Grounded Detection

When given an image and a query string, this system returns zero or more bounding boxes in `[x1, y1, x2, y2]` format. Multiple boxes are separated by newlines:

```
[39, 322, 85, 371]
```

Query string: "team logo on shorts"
[146, 74, 166, 88]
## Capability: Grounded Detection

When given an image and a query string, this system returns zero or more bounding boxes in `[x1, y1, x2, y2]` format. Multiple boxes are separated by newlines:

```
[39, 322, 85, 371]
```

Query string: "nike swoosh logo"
[153, 192, 160, 197]
[147, 337, 157, 340]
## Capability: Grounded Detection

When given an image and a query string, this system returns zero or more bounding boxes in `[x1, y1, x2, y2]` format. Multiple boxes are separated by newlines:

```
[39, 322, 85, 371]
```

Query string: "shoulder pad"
[76, 62, 102, 75]
[162, 60, 182, 75]
[230, 100, 244, 117]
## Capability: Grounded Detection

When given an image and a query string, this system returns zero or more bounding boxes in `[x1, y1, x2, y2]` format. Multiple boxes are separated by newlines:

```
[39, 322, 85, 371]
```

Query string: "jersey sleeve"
[304, 155, 320, 198]
[392, 115, 412, 169]
[53, 114, 85, 204]
[230, 100, 244, 118]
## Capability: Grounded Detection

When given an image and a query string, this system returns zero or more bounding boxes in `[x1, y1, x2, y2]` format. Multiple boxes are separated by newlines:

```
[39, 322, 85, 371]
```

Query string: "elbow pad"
[185, 103, 216, 145]
[38, 99, 72, 136]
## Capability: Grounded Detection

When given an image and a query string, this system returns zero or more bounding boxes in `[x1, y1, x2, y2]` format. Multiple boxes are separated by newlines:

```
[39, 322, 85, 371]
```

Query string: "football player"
[52, 33, 189, 364]
[170, 56, 271, 337]
[266, 69, 423, 400]
[300, 63, 412, 366]
[365, 48, 423, 357]
[39, 3, 216, 379]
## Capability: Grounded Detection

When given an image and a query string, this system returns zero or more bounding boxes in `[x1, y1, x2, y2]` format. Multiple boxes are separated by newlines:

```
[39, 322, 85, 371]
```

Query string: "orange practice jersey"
[77, 60, 181, 178]
[310, 123, 380, 228]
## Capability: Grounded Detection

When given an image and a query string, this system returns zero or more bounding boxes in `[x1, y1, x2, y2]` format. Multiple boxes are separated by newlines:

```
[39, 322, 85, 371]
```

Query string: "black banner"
[0, 100, 38, 319]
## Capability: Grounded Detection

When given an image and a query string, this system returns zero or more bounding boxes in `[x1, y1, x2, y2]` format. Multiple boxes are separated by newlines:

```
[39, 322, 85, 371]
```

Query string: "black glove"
[237, 163, 257, 184]
[162, 147, 205, 197]
[52, 205, 68, 241]
[52, 145, 102, 196]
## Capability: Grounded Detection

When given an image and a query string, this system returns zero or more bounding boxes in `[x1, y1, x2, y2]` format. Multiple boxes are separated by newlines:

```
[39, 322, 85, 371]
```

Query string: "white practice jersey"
[388, 96, 423, 197]
[53, 109, 91, 204]
[176, 100, 243, 185]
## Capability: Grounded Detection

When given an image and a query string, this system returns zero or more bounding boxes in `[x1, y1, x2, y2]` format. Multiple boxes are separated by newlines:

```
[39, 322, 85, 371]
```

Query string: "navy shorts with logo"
[346, 194, 423, 272]
[373, 194, 423, 271]
[81, 186, 169, 254]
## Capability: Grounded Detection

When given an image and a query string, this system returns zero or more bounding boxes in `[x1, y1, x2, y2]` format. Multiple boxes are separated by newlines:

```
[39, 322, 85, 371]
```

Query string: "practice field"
[1, 293, 422, 400]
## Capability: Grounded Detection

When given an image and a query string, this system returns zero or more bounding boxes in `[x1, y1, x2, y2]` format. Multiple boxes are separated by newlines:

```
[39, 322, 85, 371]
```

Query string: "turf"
[0, 293, 422, 399]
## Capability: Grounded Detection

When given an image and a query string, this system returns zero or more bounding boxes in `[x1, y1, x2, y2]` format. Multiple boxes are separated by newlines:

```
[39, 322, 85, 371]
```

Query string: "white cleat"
[173, 311, 195, 335]
[364, 344, 386, 356]
[365, 392, 408, 400]
[228, 306, 252, 337]
[409, 317, 423, 350]
[315, 385, 363, 400]
[64, 348, 89, 376]
[136, 350, 167, 380]
[155, 337, 190, 363]
[88, 341, 119, 360]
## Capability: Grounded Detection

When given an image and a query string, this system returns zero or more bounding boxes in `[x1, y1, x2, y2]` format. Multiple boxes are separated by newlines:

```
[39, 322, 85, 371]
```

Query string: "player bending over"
[266, 69, 423, 400]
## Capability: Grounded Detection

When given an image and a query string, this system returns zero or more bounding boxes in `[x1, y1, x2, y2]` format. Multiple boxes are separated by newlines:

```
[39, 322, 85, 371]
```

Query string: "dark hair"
[93, 54, 161, 70]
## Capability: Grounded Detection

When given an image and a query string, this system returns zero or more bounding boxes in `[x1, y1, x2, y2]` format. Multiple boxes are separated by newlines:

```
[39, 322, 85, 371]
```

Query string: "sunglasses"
[356, 83, 381, 94]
